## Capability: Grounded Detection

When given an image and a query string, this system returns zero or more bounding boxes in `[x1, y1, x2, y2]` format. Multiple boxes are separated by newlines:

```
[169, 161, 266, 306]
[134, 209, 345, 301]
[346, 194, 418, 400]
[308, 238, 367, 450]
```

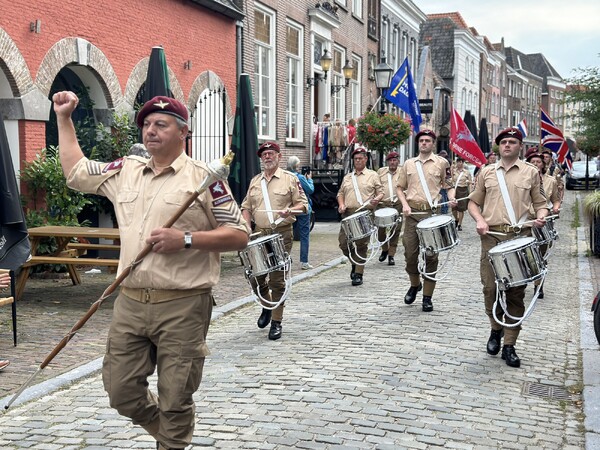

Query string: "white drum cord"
[372, 220, 401, 247]
[346, 229, 380, 266]
[417, 246, 456, 281]
[492, 272, 546, 328]
[247, 254, 292, 311]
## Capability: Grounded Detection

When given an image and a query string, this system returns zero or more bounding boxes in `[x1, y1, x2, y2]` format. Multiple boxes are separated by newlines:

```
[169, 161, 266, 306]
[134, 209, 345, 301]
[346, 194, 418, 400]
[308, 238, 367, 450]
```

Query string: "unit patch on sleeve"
[102, 158, 125, 174]
[209, 181, 227, 199]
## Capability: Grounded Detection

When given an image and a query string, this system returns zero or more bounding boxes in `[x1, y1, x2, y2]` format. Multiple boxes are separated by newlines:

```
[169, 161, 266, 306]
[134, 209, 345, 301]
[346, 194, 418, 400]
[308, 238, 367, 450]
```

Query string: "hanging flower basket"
[356, 111, 412, 156]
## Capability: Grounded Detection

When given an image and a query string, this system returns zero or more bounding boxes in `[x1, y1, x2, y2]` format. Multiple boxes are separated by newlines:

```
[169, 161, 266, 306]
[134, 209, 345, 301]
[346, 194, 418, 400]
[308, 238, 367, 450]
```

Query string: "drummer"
[525, 147, 561, 299]
[337, 147, 384, 286]
[376, 151, 402, 265]
[396, 129, 456, 312]
[467, 127, 548, 368]
[450, 158, 473, 231]
[241, 141, 308, 340]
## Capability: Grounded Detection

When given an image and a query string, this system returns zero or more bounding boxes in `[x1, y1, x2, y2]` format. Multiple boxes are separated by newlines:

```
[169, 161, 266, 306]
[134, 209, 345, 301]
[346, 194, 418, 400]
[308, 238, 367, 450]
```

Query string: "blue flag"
[384, 58, 422, 129]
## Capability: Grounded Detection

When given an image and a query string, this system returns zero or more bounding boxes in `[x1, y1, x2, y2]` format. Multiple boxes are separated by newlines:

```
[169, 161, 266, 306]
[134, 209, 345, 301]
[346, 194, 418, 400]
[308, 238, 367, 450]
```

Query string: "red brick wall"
[1, 0, 237, 95]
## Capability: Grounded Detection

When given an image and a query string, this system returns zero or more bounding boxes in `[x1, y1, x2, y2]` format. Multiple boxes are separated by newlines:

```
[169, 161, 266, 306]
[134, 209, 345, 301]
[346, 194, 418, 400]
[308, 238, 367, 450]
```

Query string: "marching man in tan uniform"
[397, 129, 456, 312]
[376, 151, 402, 265]
[450, 158, 473, 231]
[468, 127, 548, 368]
[241, 142, 308, 340]
[337, 147, 384, 286]
[53, 92, 249, 450]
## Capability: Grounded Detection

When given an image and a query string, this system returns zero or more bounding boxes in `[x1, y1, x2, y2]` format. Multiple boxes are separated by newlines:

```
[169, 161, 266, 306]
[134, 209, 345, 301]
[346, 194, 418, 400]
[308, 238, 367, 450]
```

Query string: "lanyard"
[260, 178, 275, 225]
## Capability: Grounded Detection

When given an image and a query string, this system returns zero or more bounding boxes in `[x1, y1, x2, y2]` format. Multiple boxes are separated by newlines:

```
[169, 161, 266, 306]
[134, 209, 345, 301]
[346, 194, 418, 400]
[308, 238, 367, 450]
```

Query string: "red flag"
[450, 108, 487, 168]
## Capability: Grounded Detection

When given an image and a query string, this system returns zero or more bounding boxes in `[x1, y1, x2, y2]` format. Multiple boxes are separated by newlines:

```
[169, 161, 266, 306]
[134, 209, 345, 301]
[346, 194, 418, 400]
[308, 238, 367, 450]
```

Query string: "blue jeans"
[294, 214, 311, 263]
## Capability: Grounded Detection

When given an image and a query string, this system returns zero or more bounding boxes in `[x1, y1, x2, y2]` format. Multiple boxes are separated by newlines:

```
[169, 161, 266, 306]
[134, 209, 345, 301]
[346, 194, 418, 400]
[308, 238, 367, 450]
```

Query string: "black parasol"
[0, 114, 31, 272]
[479, 117, 491, 156]
[228, 73, 261, 204]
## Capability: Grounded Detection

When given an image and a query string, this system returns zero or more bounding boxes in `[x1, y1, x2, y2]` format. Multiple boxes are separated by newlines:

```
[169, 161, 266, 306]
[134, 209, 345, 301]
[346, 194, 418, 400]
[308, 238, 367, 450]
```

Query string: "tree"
[565, 63, 600, 156]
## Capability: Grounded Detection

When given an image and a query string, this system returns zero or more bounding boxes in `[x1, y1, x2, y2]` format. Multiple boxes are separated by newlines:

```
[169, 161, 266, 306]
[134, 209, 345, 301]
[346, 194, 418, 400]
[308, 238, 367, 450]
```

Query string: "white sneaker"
[301, 263, 314, 270]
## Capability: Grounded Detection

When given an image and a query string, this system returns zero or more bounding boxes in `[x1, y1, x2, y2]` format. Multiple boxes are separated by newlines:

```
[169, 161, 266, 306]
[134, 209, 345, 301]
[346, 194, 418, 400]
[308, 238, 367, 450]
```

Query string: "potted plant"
[356, 111, 411, 164]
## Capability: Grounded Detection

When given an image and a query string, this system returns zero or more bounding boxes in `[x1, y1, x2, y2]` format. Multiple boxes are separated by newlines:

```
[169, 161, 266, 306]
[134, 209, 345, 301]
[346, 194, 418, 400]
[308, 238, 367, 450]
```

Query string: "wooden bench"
[23, 256, 119, 267]
[67, 243, 121, 251]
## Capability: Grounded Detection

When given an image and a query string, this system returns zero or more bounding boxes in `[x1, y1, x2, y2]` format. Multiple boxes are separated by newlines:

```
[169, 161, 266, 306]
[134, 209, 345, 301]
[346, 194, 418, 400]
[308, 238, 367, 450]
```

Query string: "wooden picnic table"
[16, 226, 121, 298]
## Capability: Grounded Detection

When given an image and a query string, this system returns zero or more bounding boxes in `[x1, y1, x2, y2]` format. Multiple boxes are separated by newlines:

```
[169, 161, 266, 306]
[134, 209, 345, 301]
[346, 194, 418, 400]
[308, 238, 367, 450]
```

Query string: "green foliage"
[21, 146, 91, 225]
[583, 190, 600, 223]
[565, 64, 600, 156]
[356, 112, 412, 155]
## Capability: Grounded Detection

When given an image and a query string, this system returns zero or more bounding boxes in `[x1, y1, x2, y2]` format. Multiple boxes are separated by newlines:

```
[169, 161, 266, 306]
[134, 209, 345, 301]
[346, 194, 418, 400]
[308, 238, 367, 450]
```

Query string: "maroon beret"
[524, 148, 542, 162]
[352, 146, 368, 157]
[415, 129, 436, 141]
[136, 96, 188, 128]
[386, 151, 400, 161]
[495, 127, 523, 145]
[257, 141, 281, 156]
[540, 148, 553, 157]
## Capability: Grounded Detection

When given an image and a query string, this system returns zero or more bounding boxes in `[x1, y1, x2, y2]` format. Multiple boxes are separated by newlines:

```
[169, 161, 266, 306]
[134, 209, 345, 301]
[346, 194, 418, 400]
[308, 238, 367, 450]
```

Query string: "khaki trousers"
[102, 291, 213, 449]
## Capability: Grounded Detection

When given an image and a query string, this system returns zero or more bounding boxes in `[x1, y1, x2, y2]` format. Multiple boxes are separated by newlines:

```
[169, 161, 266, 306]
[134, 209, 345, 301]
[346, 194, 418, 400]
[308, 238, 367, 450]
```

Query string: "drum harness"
[491, 165, 547, 327]
[415, 160, 457, 281]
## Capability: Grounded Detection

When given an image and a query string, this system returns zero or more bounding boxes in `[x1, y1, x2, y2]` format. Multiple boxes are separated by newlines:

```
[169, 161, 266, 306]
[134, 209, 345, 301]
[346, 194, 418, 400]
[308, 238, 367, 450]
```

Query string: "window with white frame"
[461, 88, 466, 113]
[381, 21, 388, 60]
[351, 55, 361, 120]
[352, 0, 362, 18]
[465, 57, 469, 81]
[332, 47, 346, 121]
[285, 22, 303, 141]
[401, 33, 407, 60]
[470, 61, 475, 84]
[391, 27, 399, 69]
[254, 6, 275, 138]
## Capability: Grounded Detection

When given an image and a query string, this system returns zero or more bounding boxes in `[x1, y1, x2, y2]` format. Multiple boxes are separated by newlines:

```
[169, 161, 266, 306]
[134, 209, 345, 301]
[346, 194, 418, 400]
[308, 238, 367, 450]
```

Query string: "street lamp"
[374, 56, 393, 115]
[306, 49, 333, 89]
[331, 60, 355, 94]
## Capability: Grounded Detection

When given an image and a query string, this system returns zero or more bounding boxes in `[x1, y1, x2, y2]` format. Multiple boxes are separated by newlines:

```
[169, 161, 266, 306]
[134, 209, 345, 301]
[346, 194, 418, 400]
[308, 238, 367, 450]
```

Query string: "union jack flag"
[540, 108, 572, 170]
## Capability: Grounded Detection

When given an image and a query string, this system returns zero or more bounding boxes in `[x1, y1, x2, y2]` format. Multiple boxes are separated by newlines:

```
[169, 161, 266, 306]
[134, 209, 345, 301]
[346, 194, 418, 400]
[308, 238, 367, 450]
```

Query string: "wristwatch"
[184, 231, 192, 249]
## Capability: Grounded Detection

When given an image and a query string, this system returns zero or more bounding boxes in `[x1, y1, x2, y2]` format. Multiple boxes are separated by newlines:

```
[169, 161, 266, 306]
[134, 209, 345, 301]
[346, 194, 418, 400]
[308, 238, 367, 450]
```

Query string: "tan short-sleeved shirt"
[543, 173, 560, 205]
[377, 167, 401, 206]
[398, 154, 451, 204]
[451, 167, 472, 188]
[241, 167, 308, 229]
[67, 152, 248, 290]
[337, 168, 383, 210]
[468, 159, 548, 226]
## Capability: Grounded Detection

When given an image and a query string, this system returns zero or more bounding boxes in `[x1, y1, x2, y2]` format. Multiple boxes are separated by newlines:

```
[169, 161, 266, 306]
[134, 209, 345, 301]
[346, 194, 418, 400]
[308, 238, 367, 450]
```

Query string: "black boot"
[350, 264, 356, 279]
[388, 256, 395, 266]
[379, 250, 388, 262]
[404, 283, 422, 304]
[268, 321, 282, 340]
[257, 308, 272, 329]
[501, 345, 521, 368]
[422, 295, 433, 312]
[486, 329, 504, 355]
[352, 273, 363, 286]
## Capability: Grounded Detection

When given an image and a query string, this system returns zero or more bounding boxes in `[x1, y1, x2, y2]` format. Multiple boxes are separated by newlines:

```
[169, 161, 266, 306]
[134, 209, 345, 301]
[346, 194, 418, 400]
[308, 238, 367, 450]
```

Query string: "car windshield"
[571, 161, 596, 173]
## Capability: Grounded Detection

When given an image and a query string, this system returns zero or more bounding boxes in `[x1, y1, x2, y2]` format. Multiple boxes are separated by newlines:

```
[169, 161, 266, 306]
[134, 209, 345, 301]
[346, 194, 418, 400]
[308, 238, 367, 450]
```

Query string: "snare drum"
[239, 234, 288, 277]
[416, 215, 459, 254]
[488, 237, 546, 290]
[374, 207, 400, 228]
[341, 210, 374, 241]
[532, 217, 558, 245]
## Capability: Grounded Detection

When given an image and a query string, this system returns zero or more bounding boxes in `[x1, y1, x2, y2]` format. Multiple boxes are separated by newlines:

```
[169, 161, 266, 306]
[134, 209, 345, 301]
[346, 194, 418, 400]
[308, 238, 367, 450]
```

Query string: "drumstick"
[250, 232, 262, 239]
[437, 196, 470, 207]
[355, 197, 374, 213]
[258, 209, 304, 213]
[487, 230, 507, 236]
[518, 214, 560, 226]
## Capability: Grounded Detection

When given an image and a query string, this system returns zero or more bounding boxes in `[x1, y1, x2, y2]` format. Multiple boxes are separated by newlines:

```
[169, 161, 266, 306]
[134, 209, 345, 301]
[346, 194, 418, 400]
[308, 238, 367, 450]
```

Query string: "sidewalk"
[0, 191, 597, 449]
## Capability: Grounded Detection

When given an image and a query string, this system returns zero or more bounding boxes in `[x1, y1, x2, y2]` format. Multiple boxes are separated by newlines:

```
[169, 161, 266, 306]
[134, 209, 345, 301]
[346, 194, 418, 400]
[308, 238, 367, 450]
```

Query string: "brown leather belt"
[408, 201, 432, 211]
[488, 224, 521, 234]
[121, 287, 211, 304]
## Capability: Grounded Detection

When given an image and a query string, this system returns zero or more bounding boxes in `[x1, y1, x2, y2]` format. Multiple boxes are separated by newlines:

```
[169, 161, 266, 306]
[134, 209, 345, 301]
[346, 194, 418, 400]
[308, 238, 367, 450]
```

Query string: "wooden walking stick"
[3, 151, 235, 412]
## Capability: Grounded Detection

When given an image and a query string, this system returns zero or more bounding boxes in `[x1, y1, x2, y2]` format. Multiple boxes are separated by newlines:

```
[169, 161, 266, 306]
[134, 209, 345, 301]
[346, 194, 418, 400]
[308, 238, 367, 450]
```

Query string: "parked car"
[565, 160, 599, 190]
[592, 291, 600, 345]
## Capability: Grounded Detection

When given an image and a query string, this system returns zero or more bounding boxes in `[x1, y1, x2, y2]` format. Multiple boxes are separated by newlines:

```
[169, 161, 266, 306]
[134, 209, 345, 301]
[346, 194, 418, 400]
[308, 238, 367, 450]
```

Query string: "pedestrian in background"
[468, 127, 548, 368]
[53, 91, 249, 450]
[288, 156, 315, 270]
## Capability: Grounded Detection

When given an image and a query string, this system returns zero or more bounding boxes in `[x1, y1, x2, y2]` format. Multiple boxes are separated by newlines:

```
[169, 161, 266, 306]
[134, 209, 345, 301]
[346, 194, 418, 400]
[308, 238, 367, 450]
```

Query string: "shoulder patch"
[209, 180, 227, 199]
[102, 158, 125, 174]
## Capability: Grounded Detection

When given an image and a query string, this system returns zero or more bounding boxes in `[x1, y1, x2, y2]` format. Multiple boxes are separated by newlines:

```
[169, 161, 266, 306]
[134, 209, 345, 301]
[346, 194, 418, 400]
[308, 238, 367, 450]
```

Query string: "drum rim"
[246, 234, 282, 245]
[375, 207, 398, 217]
[488, 236, 536, 253]
[342, 210, 371, 221]
[416, 215, 454, 227]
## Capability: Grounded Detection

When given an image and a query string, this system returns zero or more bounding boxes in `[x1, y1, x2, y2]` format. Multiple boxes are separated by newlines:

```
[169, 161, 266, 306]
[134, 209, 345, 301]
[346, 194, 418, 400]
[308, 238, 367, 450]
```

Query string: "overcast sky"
[417, 0, 600, 79]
